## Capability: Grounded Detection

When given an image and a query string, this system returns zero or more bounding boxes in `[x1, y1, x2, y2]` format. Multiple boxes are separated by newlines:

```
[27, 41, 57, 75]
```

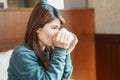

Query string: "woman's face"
[36, 18, 61, 47]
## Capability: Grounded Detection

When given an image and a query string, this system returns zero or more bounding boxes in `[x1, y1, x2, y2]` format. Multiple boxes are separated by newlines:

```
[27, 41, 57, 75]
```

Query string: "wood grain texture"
[95, 34, 120, 80]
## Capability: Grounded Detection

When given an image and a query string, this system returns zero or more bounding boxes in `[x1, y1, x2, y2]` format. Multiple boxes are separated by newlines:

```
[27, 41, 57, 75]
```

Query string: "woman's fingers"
[66, 33, 78, 54]
[72, 33, 78, 45]
[53, 31, 70, 48]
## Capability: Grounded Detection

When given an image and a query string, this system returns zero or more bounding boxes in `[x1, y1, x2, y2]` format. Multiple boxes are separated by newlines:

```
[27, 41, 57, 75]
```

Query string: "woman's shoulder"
[9, 42, 40, 70]
[12, 42, 36, 58]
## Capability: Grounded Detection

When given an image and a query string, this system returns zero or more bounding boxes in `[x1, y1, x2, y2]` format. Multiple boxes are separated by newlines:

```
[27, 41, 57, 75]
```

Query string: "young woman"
[8, 2, 78, 80]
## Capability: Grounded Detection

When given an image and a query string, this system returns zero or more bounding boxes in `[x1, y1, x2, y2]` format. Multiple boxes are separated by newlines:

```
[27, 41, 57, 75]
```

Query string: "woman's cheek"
[50, 32, 56, 45]
[46, 31, 54, 45]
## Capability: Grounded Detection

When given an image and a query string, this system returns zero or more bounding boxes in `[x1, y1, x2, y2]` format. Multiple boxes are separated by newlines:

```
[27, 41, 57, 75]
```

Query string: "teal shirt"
[7, 42, 73, 80]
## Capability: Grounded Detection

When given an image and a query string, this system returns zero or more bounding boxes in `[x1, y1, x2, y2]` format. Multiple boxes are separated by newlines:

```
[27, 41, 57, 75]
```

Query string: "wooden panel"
[61, 9, 94, 34]
[0, 8, 96, 80]
[4, 11, 14, 38]
[3, 9, 32, 39]
[0, 11, 5, 39]
[61, 9, 96, 80]
[95, 34, 120, 80]
[0, 9, 32, 51]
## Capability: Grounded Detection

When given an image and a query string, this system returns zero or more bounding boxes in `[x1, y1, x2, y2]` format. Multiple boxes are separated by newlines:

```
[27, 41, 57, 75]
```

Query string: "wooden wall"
[95, 34, 120, 80]
[61, 9, 96, 80]
[0, 8, 96, 80]
[0, 8, 32, 51]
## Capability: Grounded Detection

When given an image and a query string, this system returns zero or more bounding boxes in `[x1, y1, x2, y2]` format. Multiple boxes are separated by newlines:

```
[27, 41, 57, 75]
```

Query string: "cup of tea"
[59, 28, 74, 47]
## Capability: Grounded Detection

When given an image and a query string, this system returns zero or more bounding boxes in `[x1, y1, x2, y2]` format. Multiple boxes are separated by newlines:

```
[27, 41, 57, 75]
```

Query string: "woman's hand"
[66, 33, 78, 54]
[53, 31, 70, 49]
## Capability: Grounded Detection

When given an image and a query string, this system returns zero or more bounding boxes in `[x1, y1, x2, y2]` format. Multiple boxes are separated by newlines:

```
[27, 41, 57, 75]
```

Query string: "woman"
[8, 2, 78, 80]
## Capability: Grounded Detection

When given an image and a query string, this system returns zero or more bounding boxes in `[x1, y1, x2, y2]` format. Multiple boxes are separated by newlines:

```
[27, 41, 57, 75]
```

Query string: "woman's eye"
[52, 27, 57, 29]
[51, 26, 58, 29]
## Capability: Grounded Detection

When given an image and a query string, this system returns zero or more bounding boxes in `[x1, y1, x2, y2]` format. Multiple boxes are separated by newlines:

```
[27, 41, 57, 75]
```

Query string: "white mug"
[59, 28, 74, 48]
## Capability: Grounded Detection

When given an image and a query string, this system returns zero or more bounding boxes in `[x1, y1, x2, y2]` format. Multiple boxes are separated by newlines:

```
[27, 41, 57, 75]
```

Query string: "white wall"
[47, 0, 64, 9]
[64, 0, 87, 8]
[0, 0, 8, 8]
[88, 0, 120, 34]
[41, 0, 87, 9]
[41, 0, 64, 9]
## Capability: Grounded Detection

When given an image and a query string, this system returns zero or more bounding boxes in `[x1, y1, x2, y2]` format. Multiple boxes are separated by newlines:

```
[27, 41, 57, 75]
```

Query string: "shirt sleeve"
[61, 54, 73, 80]
[13, 46, 66, 80]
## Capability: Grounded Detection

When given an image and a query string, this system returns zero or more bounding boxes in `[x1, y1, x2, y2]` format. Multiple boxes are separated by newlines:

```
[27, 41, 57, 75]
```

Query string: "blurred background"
[0, 0, 120, 80]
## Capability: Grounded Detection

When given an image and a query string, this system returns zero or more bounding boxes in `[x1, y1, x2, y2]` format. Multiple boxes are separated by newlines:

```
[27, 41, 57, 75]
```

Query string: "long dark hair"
[25, 2, 65, 70]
